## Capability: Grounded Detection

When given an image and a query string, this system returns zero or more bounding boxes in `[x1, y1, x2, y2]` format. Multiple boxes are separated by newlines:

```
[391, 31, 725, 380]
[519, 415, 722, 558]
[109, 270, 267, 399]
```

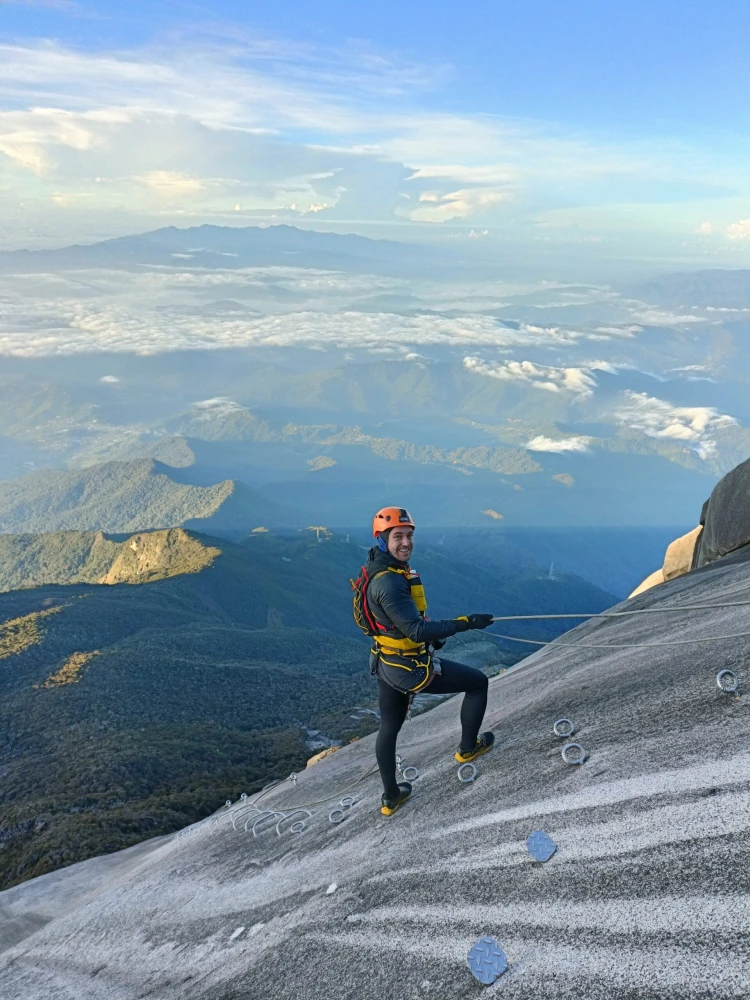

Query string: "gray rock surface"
[698, 455, 750, 566]
[1, 552, 749, 999]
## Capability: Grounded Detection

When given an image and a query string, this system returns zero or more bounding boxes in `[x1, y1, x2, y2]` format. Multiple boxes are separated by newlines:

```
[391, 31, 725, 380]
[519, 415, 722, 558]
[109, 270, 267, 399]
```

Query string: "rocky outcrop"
[0, 529, 221, 592]
[629, 454, 750, 597]
[99, 529, 220, 584]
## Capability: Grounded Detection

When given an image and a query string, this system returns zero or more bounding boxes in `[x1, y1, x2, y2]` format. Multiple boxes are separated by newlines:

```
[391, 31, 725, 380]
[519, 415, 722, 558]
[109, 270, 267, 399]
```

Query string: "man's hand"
[467, 613, 494, 630]
[453, 614, 494, 632]
[431, 637, 446, 650]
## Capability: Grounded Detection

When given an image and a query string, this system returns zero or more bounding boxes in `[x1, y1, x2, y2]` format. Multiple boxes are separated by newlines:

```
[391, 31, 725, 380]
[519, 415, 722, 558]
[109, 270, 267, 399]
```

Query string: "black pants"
[376, 658, 489, 799]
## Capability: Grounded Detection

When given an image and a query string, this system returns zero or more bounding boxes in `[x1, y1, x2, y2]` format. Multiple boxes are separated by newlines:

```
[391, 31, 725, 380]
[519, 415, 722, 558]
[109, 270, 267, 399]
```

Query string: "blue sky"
[2, 0, 750, 266]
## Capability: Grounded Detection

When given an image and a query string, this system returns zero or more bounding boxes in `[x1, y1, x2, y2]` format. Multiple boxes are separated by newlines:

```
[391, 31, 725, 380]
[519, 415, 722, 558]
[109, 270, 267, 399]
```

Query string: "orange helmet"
[372, 506, 416, 538]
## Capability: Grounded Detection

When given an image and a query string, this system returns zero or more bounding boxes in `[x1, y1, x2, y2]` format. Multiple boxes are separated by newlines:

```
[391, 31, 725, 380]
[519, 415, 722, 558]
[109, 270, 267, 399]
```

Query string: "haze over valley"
[3, 224, 749, 549]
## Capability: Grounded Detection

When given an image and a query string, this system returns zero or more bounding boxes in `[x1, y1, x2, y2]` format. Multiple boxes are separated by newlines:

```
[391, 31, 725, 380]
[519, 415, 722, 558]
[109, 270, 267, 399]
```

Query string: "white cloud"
[628, 306, 704, 326]
[0, 267, 645, 358]
[137, 171, 205, 199]
[526, 435, 591, 453]
[0, 36, 745, 243]
[727, 219, 750, 241]
[696, 221, 714, 235]
[192, 398, 248, 416]
[581, 359, 620, 374]
[463, 357, 598, 396]
[615, 391, 737, 459]
[99, 374, 119, 383]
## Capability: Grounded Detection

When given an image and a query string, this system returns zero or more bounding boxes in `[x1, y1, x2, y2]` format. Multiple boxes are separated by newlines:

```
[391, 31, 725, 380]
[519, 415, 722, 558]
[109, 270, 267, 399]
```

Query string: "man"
[353, 506, 495, 816]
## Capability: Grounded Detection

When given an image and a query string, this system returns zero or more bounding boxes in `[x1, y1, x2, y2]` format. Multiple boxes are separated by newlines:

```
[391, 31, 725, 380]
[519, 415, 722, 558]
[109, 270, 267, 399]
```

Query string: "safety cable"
[247, 763, 381, 812]
[484, 628, 750, 649]
[215, 600, 750, 827]
[482, 600, 750, 648]
[490, 601, 750, 622]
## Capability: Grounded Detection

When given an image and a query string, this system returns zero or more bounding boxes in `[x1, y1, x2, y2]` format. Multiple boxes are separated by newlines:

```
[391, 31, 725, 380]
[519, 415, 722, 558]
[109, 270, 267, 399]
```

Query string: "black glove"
[453, 614, 494, 632]
[431, 638, 446, 651]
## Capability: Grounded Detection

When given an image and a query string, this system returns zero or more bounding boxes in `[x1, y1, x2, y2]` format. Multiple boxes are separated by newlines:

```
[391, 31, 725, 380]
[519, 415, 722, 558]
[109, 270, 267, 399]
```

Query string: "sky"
[1, 0, 750, 268]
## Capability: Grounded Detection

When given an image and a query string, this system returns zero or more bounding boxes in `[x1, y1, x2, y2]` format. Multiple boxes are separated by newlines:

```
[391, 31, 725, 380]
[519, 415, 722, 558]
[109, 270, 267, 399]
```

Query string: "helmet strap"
[377, 534, 388, 552]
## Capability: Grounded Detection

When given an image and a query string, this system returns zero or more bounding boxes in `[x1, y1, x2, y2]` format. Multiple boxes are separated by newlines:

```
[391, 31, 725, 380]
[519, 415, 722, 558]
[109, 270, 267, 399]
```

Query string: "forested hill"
[0, 459, 300, 536]
[0, 529, 616, 889]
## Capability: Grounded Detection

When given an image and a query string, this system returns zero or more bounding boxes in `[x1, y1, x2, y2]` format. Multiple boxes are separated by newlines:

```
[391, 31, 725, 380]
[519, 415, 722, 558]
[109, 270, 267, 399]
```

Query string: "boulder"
[662, 526, 702, 581]
[628, 567, 665, 598]
[697, 456, 750, 566]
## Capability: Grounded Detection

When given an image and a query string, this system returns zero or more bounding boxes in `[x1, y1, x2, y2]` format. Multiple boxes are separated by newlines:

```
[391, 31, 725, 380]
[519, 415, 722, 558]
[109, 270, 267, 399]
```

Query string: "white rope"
[485, 629, 750, 649]
[484, 600, 750, 648]
[490, 601, 750, 622]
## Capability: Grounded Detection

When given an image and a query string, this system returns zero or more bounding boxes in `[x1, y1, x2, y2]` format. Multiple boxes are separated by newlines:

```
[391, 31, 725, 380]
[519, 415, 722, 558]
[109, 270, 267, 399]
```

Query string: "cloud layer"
[526, 435, 592, 453]
[615, 391, 736, 458]
[463, 357, 599, 396]
[2, 33, 750, 257]
[0, 267, 644, 357]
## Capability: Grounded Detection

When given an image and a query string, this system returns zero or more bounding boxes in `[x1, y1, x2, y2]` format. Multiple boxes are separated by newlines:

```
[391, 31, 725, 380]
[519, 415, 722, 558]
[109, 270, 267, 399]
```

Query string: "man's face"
[387, 526, 414, 563]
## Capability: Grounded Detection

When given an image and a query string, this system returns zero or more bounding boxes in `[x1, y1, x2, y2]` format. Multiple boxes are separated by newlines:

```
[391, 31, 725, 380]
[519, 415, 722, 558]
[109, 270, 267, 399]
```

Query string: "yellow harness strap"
[372, 566, 428, 654]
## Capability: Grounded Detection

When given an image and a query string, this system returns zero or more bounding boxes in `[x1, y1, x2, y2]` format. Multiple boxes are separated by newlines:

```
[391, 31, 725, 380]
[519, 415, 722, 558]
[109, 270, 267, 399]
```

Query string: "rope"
[248, 763, 381, 812]
[225, 600, 750, 822]
[481, 599, 750, 648]
[490, 601, 750, 622]
[484, 629, 750, 649]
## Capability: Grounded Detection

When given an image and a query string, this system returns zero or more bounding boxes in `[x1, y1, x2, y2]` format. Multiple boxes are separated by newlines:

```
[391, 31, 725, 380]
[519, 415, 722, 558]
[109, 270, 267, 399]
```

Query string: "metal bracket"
[467, 936, 508, 984]
[553, 718, 575, 738]
[248, 811, 283, 836]
[527, 829, 557, 862]
[561, 742, 586, 765]
[457, 763, 477, 783]
[717, 669, 739, 694]
[276, 810, 312, 836]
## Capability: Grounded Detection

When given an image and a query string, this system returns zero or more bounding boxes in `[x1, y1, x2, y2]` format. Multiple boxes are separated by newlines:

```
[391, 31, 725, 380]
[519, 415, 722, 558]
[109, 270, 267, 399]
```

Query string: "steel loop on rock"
[329, 809, 345, 824]
[458, 763, 477, 783]
[553, 718, 575, 738]
[276, 810, 312, 836]
[717, 669, 739, 693]
[249, 811, 284, 836]
[561, 743, 586, 766]
[402, 766, 420, 781]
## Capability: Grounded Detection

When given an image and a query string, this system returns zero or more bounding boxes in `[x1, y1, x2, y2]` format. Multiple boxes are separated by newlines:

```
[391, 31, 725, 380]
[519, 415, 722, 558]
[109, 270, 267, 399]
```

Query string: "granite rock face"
[1, 551, 749, 999]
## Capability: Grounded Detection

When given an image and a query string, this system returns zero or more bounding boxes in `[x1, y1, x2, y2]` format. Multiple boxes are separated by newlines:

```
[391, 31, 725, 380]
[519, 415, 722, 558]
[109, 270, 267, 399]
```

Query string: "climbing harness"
[353, 559, 437, 693]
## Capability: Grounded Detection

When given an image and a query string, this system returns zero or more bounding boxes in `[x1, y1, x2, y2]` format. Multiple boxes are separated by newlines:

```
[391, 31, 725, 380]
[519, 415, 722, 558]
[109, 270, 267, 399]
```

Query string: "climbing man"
[352, 506, 495, 816]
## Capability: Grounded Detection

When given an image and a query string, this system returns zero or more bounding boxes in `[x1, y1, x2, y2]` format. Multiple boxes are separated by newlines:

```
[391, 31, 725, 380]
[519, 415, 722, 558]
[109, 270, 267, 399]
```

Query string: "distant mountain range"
[0, 224, 440, 277]
[0, 528, 615, 888]
[632, 268, 750, 308]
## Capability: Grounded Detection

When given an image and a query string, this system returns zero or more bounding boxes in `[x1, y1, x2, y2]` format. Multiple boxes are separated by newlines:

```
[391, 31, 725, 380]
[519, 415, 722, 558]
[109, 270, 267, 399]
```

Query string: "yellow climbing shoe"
[455, 731, 495, 763]
[380, 782, 412, 816]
